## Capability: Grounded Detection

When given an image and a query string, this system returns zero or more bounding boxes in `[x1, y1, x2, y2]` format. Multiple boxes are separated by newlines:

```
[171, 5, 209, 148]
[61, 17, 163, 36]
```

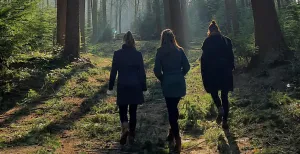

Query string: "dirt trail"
[0, 46, 254, 154]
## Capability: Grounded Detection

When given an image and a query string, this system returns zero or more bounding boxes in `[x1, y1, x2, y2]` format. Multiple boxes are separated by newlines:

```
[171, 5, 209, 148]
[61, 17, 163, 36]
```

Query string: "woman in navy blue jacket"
[154, 29, 190, 153]
[107, 31, 147, 145]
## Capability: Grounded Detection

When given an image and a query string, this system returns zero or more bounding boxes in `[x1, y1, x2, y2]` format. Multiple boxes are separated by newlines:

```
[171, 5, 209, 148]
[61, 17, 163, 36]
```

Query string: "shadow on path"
[3, 82, 109, 148]
[0, 57, 68, 115]
[0, 62, 93, 128]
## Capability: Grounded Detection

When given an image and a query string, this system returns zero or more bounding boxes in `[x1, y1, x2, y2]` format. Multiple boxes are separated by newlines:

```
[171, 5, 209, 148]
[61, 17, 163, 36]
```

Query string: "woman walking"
[107, 31, 147, 145]
[201, 21, 235, 129]
[154, 29, 190, 153]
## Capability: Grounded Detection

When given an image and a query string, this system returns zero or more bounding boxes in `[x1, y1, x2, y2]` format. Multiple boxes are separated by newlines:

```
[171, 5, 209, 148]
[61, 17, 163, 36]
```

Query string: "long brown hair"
[123, 31, 135, 47]
[160, 29, 182, 49]
[207, 20, 221, 36]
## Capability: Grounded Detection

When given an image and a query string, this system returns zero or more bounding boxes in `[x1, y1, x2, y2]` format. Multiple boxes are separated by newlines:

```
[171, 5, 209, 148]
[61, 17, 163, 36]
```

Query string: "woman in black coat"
[201, 21, 235, 129]
[107, 31, 147, 145]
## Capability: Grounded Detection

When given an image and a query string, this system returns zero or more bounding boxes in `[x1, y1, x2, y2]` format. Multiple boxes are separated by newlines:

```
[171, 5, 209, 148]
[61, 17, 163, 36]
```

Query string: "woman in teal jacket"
[154, 29, 190, 153]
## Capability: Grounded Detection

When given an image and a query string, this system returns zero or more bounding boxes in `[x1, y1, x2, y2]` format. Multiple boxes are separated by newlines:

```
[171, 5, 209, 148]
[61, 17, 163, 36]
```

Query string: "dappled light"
[1, 0, 300, 154]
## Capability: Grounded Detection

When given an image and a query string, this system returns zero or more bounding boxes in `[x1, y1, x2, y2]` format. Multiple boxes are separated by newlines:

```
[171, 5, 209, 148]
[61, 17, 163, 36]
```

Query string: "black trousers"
[210, 90, 229, 121]
[119, 104, 138, 132]
[165, 97, 181, 138]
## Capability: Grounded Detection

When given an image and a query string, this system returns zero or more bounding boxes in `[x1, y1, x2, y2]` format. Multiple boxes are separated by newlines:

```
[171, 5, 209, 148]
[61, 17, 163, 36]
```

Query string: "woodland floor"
[0, 41, 299, 154]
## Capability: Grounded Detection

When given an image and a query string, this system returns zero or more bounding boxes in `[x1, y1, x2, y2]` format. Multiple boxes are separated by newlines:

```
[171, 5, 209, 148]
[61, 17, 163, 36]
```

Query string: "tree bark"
[250, 0, 291, 67]
[118, 0, 122, 34]
[87, 0, 92, 28]
[110, 0, 113, 25]
[92, 0, 98, 42]
[146, 0, 152, 14]
[231, 0, 240, 35]
[102, 0, 107, 27]
[241, 0, 245, 7]
[79, 0, 86, 52]
[57, 0, 67, 46]
[115, 0, 118, 31]
[277, 0, 282, 8]
[224, 0, 232, 34]
[64, 0, 80, 59]
[154, 0, 161, 36]
[181, 0, 190, 43]
[134, 0, 139, 20]
[169, 0, 187, 48]
[163, 0, 171, 28]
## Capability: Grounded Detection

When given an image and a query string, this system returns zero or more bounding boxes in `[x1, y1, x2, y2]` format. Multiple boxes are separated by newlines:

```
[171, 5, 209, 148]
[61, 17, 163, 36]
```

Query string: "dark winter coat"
[154, 46, 190, 98]
[201, 34, 235, 93]
[109, 44, 147, 105]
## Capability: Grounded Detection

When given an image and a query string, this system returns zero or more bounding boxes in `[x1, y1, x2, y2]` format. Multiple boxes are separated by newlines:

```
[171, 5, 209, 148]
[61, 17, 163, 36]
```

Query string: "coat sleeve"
[181, 49, 190, 76]
[138, 52, 147, 91]
[108, 52, 118, 90]
[153, 50, 163, 82]
[227, 39, 235, 70]
[201, 40, 207, 74]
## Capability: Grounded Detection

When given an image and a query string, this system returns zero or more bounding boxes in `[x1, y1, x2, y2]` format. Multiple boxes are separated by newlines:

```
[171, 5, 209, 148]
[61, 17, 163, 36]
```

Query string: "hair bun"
[211, 21, 216, 25]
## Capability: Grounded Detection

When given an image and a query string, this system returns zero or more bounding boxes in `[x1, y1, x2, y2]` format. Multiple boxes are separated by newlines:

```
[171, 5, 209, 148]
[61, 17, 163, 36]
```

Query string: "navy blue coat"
[154, 47, 190, 98]
[201, 34, 235, 93]
[109, 44, 147, 105]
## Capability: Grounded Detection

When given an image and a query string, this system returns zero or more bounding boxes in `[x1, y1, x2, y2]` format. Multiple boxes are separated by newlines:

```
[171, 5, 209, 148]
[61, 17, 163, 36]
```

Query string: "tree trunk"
[181, 0, 190, 43]
[92, 0, 98, 43]
[154, 0, 161, 36]
[102, 0, 107, 27]
[224, 0, 232, 34]
[64, 0, 80, 59]
[79, 0, 86, 52]
[110, 0, 113, 25]
[231, 0, 240, 35]
[118, 0, 121, 34]
[87, 0, 92, 28]
[134, 0, 140, 25]
[250, 0, 291, 67]
[163, 0, 171, 28]
[277, 0, 282, 8]
[115, 0, 118, 31]
[241, 0, 245, 7]
[146, 0, 152, 14]
[57, 0, 67, 46]
[169, 0, 187, 48]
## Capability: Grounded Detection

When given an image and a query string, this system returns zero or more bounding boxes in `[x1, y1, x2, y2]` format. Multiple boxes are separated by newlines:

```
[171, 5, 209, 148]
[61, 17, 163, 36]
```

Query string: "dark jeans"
[210, 90, 229, 121]
[119, 104, 138, 132]
[165, 97, 181, 138]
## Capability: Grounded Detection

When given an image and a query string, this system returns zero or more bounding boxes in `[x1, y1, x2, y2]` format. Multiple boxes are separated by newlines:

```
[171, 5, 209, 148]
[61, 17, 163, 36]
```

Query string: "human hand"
[143, 90, 150, 97]
[107, 90, 114, 95]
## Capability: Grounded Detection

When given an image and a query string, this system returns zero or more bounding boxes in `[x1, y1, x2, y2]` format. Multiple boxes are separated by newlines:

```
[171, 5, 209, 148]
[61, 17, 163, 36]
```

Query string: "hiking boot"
[174, 136, 182, 153]
[222, 120, 229, 130]
[128, 131, 135, 145]
[120, 122, 129, 145]
[166, 129, 174, 142]
[216, 107, 224, 125]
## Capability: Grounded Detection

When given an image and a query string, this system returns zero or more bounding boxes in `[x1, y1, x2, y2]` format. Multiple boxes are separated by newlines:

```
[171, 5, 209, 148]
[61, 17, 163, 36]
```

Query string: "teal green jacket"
[154, 47, 190, 98]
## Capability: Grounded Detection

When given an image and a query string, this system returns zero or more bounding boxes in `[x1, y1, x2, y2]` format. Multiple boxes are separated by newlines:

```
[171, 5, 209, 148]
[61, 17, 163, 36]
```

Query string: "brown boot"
[166, 129, 174, 142]
[120, 122, 129, 145]
[128, 131, 135, 145]
[174, 136, 182, 153]
[222, 120, 229, 130]
[216, 107, 224, 125]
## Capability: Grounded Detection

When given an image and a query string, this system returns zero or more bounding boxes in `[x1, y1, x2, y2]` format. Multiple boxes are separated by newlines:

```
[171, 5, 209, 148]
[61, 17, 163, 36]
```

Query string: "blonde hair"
[207, 20, 221, 36]
[123, 31, 135, 47]
[160, 29, 182, 49]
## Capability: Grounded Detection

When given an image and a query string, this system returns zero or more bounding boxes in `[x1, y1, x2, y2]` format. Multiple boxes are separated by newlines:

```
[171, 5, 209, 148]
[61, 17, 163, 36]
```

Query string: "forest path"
[0, 41, 253, 154]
